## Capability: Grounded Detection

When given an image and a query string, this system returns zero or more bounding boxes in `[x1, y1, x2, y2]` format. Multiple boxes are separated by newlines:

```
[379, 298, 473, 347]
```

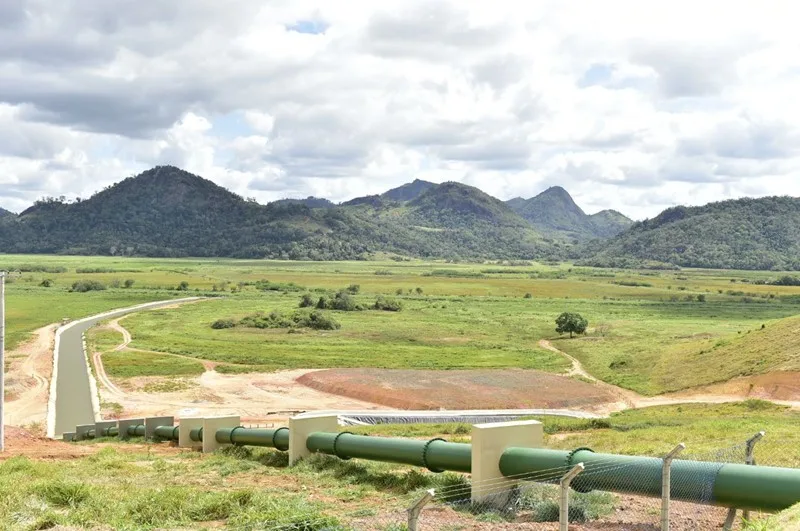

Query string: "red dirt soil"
[297, 368, 617, 410]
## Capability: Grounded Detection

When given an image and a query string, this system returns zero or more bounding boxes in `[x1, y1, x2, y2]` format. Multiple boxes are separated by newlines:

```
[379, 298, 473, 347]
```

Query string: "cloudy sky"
[1, 0, 799, 219]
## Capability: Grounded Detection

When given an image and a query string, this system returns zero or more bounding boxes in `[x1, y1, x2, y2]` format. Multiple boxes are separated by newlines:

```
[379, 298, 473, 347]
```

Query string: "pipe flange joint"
[228, 426, 245, 445]
[197, 427, 204, 442]
[272, 427, 289, 450]
[172, 426, 180, 440]
[566, 447, 594, 493]
[332, 432, 353, 460]
[422, 438, 446, 473]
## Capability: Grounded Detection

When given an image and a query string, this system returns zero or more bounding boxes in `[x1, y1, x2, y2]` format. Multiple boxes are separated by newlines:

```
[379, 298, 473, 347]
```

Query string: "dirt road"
[3, 325, 57, 429]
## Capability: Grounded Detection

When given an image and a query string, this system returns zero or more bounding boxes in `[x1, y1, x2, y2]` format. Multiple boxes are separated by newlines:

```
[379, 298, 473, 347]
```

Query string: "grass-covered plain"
[3, 254, 800, 394]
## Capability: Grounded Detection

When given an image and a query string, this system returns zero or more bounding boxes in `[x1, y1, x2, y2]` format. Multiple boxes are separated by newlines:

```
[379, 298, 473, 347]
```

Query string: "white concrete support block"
[289, 414, 339, 466]
[75, 424, 94, 441]
[94, 420, 117, 438]
[202, 416, 240, 454]
[117, 418, 144, 440]
[178, 417, 204, 449]
[145, 416, 174, 440]
[471, 420, 543, 507]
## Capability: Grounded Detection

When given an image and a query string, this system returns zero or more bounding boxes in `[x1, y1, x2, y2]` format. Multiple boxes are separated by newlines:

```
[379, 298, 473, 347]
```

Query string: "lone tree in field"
[555, 312, 588, 338]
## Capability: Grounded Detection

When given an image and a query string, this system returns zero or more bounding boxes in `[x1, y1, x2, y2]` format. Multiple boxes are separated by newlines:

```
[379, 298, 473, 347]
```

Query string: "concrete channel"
[49, 298, 202, 438]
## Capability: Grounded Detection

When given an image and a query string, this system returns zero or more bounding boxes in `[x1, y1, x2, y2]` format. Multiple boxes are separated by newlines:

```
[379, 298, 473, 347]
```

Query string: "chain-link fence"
[250, 431, 794, 530]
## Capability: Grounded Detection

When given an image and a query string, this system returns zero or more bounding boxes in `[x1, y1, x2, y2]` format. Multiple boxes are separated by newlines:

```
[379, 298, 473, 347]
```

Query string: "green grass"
[101, 351, 206, 378]
[4, 254, 800, 392]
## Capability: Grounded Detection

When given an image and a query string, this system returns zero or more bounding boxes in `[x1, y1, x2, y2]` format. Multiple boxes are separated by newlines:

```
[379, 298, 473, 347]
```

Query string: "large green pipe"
[215, 427, 290, 451]
[102, 426, 119, 437]
[306, 432, 472, 473]
[127, 424, 145, 437]
[154, 426, 180, 441]
[499, 447, 800, 512]
[190, 427, 203, 442]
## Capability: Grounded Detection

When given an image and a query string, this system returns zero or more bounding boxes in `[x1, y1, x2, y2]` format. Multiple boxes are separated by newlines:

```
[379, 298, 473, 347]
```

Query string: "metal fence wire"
[257, 432, 789, 530]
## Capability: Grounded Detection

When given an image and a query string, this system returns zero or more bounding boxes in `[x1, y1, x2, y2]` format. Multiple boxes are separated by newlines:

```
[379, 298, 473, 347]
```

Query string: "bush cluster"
[70, 280, 107, 293]
[213, 310, 340, 331]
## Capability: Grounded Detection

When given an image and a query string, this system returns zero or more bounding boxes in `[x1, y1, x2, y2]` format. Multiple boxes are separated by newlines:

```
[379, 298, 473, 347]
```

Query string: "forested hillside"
[0, 207, 13, 219]
[583, 196, 800, 270]
[507, 187, 633, 241]
[0, 166, 567, 261]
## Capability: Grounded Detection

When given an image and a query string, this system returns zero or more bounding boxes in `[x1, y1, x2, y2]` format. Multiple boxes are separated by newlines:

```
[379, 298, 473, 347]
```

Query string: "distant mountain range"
[0, 165, 797, 270]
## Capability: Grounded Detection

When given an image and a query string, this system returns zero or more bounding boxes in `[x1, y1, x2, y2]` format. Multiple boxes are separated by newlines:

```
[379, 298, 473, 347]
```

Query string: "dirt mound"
[297, 368, 616, 410]
[0, 425, 93, 460]
[673, 371, 800, 403]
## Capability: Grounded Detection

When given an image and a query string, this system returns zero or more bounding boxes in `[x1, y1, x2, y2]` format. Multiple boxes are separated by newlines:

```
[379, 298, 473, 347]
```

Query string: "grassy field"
[3, 254, 800, 394]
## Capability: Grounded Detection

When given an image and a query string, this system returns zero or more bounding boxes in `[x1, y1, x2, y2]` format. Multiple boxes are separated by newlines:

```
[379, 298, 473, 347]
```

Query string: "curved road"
[49, 298, 202, 438]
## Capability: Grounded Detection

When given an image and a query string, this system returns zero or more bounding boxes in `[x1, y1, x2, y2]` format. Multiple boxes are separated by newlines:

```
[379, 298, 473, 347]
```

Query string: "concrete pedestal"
[75, 424, 94, 441]
[202, 416, 240, 453]
[178, 417, 204, 449]
[289, 414, 339, 465]
[94, 420, 117, 438]
[62, 432, 76, 442]
[471, 420, 543, 507]
[118, 418, 145, 440]
[145, 416, 174, 440]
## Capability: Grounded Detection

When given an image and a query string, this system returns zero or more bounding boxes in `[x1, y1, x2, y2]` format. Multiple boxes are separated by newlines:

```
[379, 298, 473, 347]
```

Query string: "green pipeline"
[154, 426, 180, 441]
[136, 427, 800, 512]
[499, 447, 800, 512]
[127, 424, 145, 437]
[215, 427, 290, 451]
[306, 432, 472, 473]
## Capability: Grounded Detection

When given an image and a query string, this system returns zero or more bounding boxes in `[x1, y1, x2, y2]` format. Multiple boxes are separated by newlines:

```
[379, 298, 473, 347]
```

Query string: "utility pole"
[0, 270, 5, 452]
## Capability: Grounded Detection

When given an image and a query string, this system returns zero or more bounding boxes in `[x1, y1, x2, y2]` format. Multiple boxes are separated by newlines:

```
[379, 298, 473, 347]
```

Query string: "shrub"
[346, 284, 360, 294]
[70, 280, 106, 293]
[211, 319, 236, 330]
[523, 292, 532, 299]
[177, 281, 190, 291]
[373, 296, 403, 312]
[697, 294, 707, 302]
[124, 279, 135, 288]
[415, 287, 423, 295]
[305, 311, 341, 330]
[316, 296, 329, 309]
[39, 279, 54, 287]
[299, 294, 315, 308]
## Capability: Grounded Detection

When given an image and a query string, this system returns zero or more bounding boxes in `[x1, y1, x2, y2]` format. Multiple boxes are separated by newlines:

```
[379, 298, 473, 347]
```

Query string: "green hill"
[381, 179, 437, 202]
[0, 207, 13, 219]
[270, 197, 334, 208]
[0, 166, 566, 261]
[507, 186, 632, 241]
[583, 196, 800, 270]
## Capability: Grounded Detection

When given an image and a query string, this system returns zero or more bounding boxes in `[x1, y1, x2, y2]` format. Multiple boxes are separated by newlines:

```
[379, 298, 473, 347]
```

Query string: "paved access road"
[51, 298, 201, 437]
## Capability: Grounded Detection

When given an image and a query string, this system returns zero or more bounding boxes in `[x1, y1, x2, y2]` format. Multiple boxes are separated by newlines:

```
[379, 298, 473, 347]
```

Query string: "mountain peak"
[381, 179, 437, 202]
[0, 207, 14, 218]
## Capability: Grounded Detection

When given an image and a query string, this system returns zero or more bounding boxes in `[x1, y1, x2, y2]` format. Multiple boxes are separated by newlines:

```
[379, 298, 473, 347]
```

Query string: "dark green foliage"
[315, 291, 363, 311]
[299, 294, 315, 308]
[415, 287, 423, 295]
[13, 264, 68, 273]
[345, 284, 360, 294]
[524, 292, 533, 298]
[70, 280, 107, 293]
[0, 207, 14, 219]
[254, 280, 304, 292]
[177, 281, 190, 291]
[380, 179, 437, 201]
[269, 196, 334, 208]
[236, 310, 341, 331]
[211, 319, 236, 329]
[39, 279, 54, 287]
[372, 296, 403, 312]
[555, 312, 588, 338]
[583, 196, 800, 270]
[772, 275, 800, 286]
[124, 279, 135, 288]
[507, 186, 632, 241]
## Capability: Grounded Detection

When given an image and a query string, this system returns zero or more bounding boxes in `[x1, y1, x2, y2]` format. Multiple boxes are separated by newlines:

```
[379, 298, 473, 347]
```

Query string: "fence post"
[661, 443, 686, 531]
[723, 431, 765, 529]
[407, 489, 435, 531]
[560, 463, 585, 531]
